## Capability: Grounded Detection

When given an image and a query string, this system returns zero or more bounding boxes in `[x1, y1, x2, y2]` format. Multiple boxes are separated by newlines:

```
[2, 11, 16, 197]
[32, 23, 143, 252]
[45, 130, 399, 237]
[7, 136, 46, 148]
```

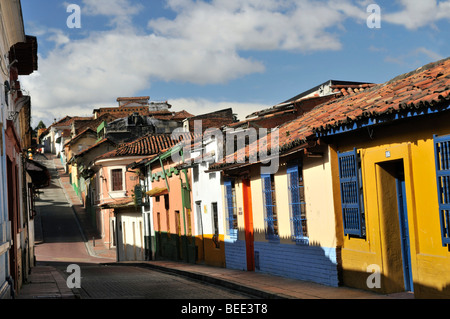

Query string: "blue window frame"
[262, 174, 278, 240]
[224, 180, 238, 239]
[287, 164, 308, 245]
[434, 134, 450, 246]
[338, 148, 365, 237]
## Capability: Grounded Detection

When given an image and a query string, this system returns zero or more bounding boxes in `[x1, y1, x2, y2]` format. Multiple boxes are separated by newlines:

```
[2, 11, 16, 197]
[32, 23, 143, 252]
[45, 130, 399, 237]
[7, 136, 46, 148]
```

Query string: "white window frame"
[108, 166, 126, 197]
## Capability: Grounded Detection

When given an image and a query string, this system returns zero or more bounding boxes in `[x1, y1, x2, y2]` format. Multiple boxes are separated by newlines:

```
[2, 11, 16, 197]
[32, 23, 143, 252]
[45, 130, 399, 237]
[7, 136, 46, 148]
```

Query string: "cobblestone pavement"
[73, 264, 254, 299]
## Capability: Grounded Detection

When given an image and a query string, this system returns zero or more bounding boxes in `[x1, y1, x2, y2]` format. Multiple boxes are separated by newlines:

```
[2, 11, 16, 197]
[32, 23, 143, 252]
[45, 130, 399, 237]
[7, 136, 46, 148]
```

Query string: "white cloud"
[384, 0, 450, 30]
[23, 0, 373, 125]
[82, 0, 143, 27]
[150, 0, 359, 52]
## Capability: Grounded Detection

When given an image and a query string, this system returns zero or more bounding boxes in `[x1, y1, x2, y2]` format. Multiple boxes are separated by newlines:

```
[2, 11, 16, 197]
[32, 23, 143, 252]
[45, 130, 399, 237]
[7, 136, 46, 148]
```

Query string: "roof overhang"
[10, 35, 38, 76]
[315, 102, 450, 138]
[146, 187, 168, 197]
[26, 159, 51, 188]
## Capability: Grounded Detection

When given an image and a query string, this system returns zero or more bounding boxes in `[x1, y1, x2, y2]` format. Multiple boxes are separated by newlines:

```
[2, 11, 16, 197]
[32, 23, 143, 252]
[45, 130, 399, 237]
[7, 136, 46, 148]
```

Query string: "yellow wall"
[303, 146, 337, 248]
[332, 112, 450, 298]
[224, 145, 337, 247]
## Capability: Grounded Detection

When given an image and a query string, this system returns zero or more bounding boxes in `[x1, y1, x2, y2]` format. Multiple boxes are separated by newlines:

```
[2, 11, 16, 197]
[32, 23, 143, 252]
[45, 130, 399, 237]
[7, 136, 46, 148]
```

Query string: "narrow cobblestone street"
[26, 154, 254, 300]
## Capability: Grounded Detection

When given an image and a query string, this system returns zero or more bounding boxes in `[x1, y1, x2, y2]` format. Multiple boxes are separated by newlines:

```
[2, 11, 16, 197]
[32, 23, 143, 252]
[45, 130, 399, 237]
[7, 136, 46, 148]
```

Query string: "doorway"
[395, 166, 413, 292]
[377, 160, 413, 292]
[242, 179, 255, 271]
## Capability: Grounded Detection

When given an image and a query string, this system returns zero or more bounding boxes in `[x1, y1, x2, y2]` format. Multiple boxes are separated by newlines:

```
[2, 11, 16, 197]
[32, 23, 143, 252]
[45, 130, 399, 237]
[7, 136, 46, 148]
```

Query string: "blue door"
[395, 169, 413, 292]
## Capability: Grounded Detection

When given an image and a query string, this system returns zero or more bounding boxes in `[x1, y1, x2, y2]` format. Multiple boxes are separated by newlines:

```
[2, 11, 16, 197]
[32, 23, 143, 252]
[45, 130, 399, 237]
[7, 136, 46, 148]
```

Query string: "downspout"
[159, 156, 170, 192]
[179, 148, 189, 262]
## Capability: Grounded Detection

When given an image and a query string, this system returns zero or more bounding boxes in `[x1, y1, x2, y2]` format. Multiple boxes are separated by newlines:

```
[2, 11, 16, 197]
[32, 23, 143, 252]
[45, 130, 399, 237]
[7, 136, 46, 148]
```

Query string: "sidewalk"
[115, 260, 413, 299]
[16, 266, 79, 299]
[17, 154, 115, 299]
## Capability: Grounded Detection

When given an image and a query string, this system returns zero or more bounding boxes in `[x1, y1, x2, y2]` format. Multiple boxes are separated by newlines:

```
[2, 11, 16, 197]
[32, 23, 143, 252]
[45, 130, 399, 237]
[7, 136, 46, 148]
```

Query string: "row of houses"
[51, 57, 450, 299]
[0, 0, 44, 299]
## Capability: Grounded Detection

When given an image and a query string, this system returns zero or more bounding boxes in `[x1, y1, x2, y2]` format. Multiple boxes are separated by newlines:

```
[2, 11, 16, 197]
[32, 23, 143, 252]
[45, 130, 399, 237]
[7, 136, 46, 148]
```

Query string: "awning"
[146, 187, 168, 197]
[98, 198, 134, 209]
[26, 159, 50, 188]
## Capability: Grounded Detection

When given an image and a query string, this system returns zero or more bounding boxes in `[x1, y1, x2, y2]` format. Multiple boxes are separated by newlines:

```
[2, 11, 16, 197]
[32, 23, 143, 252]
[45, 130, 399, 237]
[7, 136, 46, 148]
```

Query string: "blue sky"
[19, 0, 450, 127]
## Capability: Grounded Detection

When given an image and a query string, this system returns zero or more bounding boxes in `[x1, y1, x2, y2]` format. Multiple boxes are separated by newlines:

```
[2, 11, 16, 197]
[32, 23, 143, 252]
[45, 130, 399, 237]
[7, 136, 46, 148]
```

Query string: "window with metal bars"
[287, 164, 308, 245]
[338, 148, 365, 238]
[434, 134, 450, 246]
[262, 174, 278, 240]
[224, 180, 238, 239]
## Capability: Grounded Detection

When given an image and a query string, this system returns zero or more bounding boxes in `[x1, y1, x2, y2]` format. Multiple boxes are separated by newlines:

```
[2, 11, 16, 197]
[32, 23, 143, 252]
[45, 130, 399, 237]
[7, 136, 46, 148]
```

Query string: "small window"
[212, 202, 220, 248]
[262, 174, 278, 240]
[111, 169, 123, 191]
[224, 180, 238, 238]
[338, 148, 365, 238]
[211, 202, 219, 237]
[434, 134, 450, 246]
[287, 163, 308, 244]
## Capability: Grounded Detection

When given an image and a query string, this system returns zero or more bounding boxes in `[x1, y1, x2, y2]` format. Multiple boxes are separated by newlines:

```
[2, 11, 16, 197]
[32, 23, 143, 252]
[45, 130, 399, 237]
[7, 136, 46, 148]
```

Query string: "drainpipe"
[179, 148, 191, 263]
[159, 157, 170, 192]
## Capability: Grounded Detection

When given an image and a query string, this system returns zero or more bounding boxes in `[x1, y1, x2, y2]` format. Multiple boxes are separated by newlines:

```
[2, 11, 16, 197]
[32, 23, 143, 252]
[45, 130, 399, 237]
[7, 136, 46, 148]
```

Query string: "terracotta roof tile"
[96, 132, 194, 160]
[209, 57, 450, 171]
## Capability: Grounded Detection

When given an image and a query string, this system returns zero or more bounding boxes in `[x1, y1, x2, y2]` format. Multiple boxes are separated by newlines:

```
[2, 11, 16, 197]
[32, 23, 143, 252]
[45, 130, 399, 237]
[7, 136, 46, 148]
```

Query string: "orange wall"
[151, 160, 194, 237]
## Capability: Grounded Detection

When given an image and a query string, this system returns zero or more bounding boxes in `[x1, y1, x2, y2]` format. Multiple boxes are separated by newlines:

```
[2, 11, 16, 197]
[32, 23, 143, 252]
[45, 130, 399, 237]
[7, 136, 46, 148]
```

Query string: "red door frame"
[242, 179, 255, 271]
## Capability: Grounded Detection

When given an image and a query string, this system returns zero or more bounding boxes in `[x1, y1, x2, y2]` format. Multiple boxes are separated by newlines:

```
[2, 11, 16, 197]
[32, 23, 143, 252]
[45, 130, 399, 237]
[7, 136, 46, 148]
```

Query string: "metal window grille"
[434, 134, 450, 246]
[262, 174, 278, 240]
[287, 165, 308, 244]
[338, 148, 365, 237]
[224, 180, 238, 238]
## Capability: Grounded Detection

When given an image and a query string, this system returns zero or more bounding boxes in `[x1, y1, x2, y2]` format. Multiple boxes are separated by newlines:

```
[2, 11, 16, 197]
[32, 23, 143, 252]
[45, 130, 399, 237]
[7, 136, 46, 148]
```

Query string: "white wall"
[191, 138, 225, 237]
[116, 210, 145, 261]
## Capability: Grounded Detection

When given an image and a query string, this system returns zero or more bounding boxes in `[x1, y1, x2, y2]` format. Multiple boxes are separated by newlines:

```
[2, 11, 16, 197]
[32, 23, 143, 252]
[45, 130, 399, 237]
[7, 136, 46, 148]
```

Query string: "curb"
[106, 262, 289, 299]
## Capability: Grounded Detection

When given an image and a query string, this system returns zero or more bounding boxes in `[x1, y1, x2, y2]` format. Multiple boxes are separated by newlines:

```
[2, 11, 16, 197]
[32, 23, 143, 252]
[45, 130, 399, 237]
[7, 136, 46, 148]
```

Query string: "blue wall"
[225, 239, 339, 287]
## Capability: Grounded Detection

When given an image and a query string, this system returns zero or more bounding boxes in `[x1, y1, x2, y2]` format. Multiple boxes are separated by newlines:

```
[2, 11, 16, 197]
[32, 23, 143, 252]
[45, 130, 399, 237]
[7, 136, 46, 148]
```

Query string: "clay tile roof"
[209, 57, 450, 171]
[278, 57, 450, 150]
[95, 132, 194, 160]
[310, 57, 450, 134]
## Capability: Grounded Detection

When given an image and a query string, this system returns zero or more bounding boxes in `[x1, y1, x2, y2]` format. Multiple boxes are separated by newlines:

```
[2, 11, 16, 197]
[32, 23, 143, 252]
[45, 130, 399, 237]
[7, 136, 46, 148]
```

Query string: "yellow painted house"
[209, 57, 450, 298]
[310, 58, 450, 298]
[64, 128, 98, 195]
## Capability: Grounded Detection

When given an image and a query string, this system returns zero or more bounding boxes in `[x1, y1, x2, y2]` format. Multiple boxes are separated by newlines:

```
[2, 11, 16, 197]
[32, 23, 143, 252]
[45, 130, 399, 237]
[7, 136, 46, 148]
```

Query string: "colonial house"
[206, 87, 369, 287]
[144, 143, 196, 264]
[71, 138, 117, 225]
[64, 128, 98, 195]
[93, 133, 191, 261]
[0, 0, 38, 299]
[176, 134, 226, 267]
[209, 57, 450, 298]
[308, 57, 450, 298]
[39, 116, 92, 156]
[39, 116, 71, 154]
